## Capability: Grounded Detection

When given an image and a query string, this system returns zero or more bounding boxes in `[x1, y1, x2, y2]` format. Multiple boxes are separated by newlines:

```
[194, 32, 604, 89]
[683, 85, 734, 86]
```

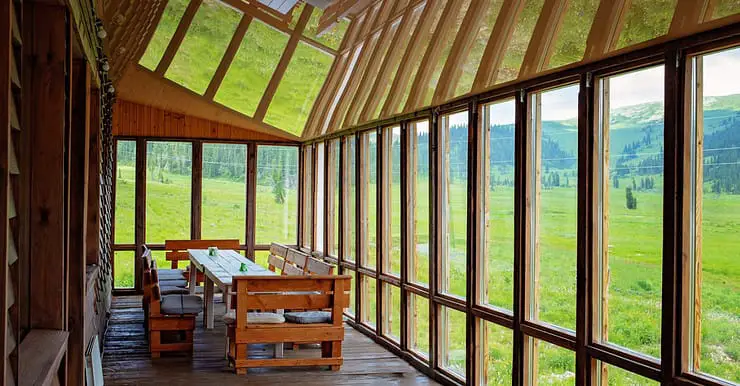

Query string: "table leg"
[189, 262, 197, 295]
[224, 285, 232, 311]
[204, 277, 215, 329]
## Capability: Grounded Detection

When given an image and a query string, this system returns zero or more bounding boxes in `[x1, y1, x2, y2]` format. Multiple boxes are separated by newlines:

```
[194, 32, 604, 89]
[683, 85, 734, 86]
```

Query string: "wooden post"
[86, 90, 101, 266]
[246, 143, 257, 258]
[191, 140, 202, 240]
[134, 137, 147, 290]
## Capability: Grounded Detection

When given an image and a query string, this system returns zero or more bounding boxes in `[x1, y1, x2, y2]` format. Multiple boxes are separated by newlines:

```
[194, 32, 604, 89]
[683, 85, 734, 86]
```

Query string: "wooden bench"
[164, 239, 240, 286]
[147, 272, 203, 358]
[226, 275, 351, 374]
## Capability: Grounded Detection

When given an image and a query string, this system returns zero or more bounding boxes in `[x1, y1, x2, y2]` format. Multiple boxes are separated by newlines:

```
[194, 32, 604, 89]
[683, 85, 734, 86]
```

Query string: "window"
[599, 363, 659, 385]
[165, 0, 242, 95]
[481, 99, 515, 311]
[146, 141, 192, 244]
[439, 306, 467, 379]
[115, 140, 136, 245]
[686, 46, 740, 383]
[595, 66, 664, 357]
[361, 131, 378, 270]
[327, 139, 341, 257]
[529, 84, 578, 331]
[315, 143, 326, 252]
[214, 20, 289, 117]
[383, 126, 402, 276]
[256, 146, 299, 245]
[381, 284, 401, 343]
[546, 0, 599, 69]
[410, 120, 431, 287]
[361, 275, 377, 329]
[440, 111, 468, 299]
[496, 0, 544, 84]
[615, 0, 677, 50]
[709, 1, 740, 20]
[302, 145, 314, 249]
[254, 250, 270, 268]
[300, 5, 350, 51]
[528, 337, 575, 385]
[264, 42, 333, 135]
[480, 320, 513, 386]
[453, 0, 505, 97]
[343, 135, 357, 263]
[139, 0, 189, 70]
[113, 251, 135, 289]
[409, 293, 430, 358]
[342, 268, 356, 317]
[201, 143, 246, 242]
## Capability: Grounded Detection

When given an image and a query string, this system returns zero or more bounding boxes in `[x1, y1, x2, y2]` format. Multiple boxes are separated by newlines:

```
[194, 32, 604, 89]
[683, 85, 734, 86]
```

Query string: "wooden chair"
[226, 275, 351, 374]
[147, 272, 203, 358]
[269, 242, 289, 259]
[285, 249, 309, 270]
[305, 257, 335, 275]
[164, 239, 240, 286]
[267, 254, 286, 274]
[282, 262, 305, 276]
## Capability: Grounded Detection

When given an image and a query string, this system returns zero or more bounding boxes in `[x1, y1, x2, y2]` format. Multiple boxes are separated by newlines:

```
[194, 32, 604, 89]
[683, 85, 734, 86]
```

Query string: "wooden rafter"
[583, 0, 630, 61]
[155, 0, 203, 76]
[669, 0, 711, 37]
[204, 15, 253, 100]
[305, 51, 351, 138]
[253, 4, 314, 122]
[519, 0, 569, 78]
[472, 0, 526, 92]
[319, 47, 363, 135]
[318, 0, 375, 35]
[431, 0, 492, 105]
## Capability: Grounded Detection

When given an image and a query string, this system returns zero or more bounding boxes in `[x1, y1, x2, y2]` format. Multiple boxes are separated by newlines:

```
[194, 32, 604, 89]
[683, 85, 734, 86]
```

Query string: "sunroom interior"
[2, 0, 739, 385]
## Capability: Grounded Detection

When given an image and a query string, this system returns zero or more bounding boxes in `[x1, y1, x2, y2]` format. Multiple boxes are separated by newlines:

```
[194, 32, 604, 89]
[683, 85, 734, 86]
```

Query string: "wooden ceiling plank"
[519, 0, 569, 78]
[403, 0, 462, 112]
[253, 3, 314, 122]
[379, 0, 439, 117]
[204, 15, 253, 100]
[154, 0, 203, 76]
[472, 0, 526, 92]
[669, 0, 711, 37]
[431, 0, 492, 105]
[583, 0, 630, 61]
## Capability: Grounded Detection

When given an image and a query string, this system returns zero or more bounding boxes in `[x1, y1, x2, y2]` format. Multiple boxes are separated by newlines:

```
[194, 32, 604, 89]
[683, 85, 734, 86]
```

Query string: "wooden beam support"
[472, 0, 526, 92]
[519, 0, 569, 78]
[204, 15, 252, 100]
[134, 137, 147, 290]
[191, 141, 202, 240]
[253, 4, 313, 122]
[583, 0, 629, 61]
[246, 143, 258, 259]
[154, 0, 203, 76]
[86, 90, 101, 266]
[318, 0, 374, 35]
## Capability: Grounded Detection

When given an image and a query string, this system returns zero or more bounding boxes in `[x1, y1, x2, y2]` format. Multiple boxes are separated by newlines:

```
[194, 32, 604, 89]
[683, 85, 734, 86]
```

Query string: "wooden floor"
[103, 296, 438, 385]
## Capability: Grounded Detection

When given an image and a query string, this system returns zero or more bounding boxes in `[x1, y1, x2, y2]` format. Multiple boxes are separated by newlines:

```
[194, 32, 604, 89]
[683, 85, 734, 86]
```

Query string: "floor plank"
[102, 296, 437, 385]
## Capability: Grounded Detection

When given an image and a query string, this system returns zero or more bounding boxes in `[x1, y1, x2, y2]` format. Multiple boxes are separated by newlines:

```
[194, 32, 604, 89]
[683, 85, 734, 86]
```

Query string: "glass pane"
[115, 141, 136, 244]
[547, 0, 599, 69]
[711, 0, 740, 19]
[361, 131, 378, 270]
[481, 320, 513, 386]
[482, 100, 515, 311]
[114, 251, 135, 289]
[440, 111, 468, 299]
[530, 84, 579, 331]
[301, 5, 350, 50]
[691, 48, 740, 383]
[361, 275, 377, 328]
[254, 250, 269, 268]
[329, 140, 341, 256]
[409, 293, 430, 358]
[418, 0, 472, 108]
[139, 0, 189, 70]
[151, 250, 169, 271]
[302, 146, 313, 248]
[496, 0, 544, 84]
[440, 306, 467, 379]
[201, 144, 246, 242]
[382, 284, 401, 342]
[454, 0, 505, 97]
[344, 136, 357, 262]
[531, 337, 575, 385]
[165, 0, 241, 95]
[146, 141, 192, 244]
[385, 126, 402, 276]
[411, 120, 431, 286]
[264, 42, 333, 135]
[344, 268, 356, 316]
[600, 363, 659, 385]
[315, 143, 326, 252]
[214, 20, 289, 117]
[615, 0, 677, 50]
[597, 66, 663, 357]
[256, 146, 299, 245]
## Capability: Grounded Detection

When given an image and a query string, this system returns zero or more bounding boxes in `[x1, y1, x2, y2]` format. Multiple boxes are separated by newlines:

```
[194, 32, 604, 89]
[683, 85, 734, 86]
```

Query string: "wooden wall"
[113, 99, 298, 143]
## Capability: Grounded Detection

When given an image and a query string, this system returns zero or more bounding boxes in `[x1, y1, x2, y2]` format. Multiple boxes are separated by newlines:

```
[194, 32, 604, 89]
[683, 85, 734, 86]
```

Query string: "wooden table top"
[187, 249, 275, 288]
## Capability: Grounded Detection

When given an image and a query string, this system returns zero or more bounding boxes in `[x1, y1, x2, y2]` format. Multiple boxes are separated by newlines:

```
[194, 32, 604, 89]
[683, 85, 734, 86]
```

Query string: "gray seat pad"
[160, 278, 188, 288]
[160, 295, 202, 315]
[158, 269, 185, 279]
[223, 311, 285, 324]
[284, 311, 332, 324]
[160, 286, 189, 295]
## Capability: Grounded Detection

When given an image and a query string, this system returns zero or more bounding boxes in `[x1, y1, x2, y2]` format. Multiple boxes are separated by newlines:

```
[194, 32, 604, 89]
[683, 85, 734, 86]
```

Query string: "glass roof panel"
[165, 0, 242, 95]
[709, 0, 740, 20]
[139, 0, 189, 70]
[495, 0, 544, 85]
[291, 3, 350, 51]
[214, 19, 289, 117]
[547, 0, 599, 69]
[265, 41, 333, 135]
[615, 0, 677, 50]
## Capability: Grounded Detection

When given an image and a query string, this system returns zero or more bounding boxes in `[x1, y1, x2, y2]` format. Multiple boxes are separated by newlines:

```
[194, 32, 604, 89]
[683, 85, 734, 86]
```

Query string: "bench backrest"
[305, 256, 335, 275]
[231, 275, 351, 329]
[164, 239, 240, 268]
[269, 243, 289, 258]
[267, 254, 286, 273]
[285, 249, 309, 269]
[282, 262, 305, 276]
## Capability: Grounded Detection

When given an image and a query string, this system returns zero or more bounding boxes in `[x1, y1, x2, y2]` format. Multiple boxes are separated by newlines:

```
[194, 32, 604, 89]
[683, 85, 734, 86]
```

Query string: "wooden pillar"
[67, 60, 91, 386]
[25, 2, 70, 331]
[86, 90, 101, 266]
[191, 141, 202, 240]
[246, 143, 257, 258]
[134, 138, 147, 290]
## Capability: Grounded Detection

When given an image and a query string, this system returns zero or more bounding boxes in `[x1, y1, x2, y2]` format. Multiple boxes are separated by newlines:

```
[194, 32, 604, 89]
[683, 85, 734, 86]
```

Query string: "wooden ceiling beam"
[472, 0, 525, 92]
[318, 0, 375, 35]
[204, 15, 253, 100]
[583, 0, 630, 61]
[519, 0, 569, 78]
[154, 0, 203, 76]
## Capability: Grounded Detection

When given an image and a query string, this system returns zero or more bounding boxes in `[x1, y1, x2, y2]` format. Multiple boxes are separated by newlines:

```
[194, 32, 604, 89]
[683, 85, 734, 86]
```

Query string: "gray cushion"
[160, 295, 202, 315]
[223, 311, 285, 324]
[158, 269, 185, 280]
[160, 286, 189, 295]
[160, 279, 188, 288]
[284, 311, 332, 324]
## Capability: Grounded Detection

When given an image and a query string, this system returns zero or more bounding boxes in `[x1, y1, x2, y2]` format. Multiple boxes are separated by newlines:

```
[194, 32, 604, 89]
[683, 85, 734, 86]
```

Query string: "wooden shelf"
[18, 329, 69, 386]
